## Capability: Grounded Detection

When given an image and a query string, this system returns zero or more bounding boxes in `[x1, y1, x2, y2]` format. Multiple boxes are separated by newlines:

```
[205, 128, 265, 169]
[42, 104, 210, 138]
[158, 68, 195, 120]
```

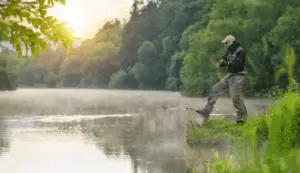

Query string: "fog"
[0, 89, 269, 173]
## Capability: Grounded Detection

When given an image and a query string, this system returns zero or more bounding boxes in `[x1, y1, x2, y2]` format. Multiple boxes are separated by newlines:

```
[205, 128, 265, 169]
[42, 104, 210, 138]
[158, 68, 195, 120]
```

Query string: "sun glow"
[47, 0, 133, 39]
[65, 15, 85, 37]
[54, 7, 87, 38]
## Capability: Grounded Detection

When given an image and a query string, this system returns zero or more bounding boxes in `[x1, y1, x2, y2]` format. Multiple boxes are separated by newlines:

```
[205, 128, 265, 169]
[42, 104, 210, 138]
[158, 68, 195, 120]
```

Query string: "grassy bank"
[186, 92, 300, 173]
[186, 119, 245, 146]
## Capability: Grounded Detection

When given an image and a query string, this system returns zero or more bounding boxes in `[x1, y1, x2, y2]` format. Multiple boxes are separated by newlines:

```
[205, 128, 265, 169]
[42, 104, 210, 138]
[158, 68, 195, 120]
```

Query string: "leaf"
[45, 16, 54, 21]
[18, 15, 23, 22]
[16, 44, 22, 55]
[40, 40, 48, 50]
[21, 11, 31, 18]
[40, 23, 48, 32]
[33, 10, 39, 16]
[59, 0, 66, 5]
[10, 32, 18, 46]
[48, 0, 55, 6]
[40, 9, 47, 17]
[31, 19, 39, 28]
[38, 0, 45, 5]
[27, 1, 38, 5]
[30, 44, 39, 56]
[0, 0, 74, 56]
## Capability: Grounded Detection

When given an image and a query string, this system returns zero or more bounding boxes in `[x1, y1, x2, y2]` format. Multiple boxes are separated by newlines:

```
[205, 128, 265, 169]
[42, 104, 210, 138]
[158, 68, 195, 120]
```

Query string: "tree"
[0, 0, 75, 56]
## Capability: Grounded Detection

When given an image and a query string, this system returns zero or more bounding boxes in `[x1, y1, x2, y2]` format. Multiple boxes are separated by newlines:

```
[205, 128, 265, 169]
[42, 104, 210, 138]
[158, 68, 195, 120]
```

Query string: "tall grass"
[203, 46, 300, 173]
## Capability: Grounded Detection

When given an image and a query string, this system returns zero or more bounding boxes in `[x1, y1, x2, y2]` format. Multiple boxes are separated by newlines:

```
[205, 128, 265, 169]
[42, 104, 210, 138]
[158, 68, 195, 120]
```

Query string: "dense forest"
[1, 0, 300, 97]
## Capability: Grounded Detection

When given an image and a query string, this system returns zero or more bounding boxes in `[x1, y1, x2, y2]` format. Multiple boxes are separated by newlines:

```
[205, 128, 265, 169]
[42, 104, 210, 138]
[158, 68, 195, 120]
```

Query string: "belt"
[226, 72, 246, 79]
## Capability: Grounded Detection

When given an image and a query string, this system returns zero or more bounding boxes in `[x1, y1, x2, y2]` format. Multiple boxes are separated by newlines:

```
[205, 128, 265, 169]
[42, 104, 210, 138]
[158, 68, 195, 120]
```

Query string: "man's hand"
[216, 59, 225, 67]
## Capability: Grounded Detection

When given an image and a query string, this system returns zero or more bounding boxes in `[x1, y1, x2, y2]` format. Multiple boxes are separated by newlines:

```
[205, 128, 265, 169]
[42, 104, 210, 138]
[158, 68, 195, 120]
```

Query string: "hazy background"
[48, 0, 133, 38]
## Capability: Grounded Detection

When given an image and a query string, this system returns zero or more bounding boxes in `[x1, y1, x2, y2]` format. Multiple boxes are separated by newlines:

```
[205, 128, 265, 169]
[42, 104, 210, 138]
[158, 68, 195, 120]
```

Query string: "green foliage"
[0, 48, 19, 90]
[0, 68, 17, 90]
[186, 119, 244, 145]
[268, 45, 298, 98]
[186, 92, 300, 173]
[206, 152, 236, 173]
[202, 92, 300, 173]
[181, 0, 300, 97]
[0, 0, 75, 56]
[14, 0, 300, 94]
[137, 41, 158, 65]
[115, 0, 206, 90]
[186, 47, 300, 172]
[108, 70, 129, 89]
[19, 19, 123, 88]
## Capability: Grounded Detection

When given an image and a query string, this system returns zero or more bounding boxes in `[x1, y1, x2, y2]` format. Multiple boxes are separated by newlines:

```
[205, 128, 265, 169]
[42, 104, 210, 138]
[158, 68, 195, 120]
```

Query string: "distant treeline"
[2, 0, 300, 96]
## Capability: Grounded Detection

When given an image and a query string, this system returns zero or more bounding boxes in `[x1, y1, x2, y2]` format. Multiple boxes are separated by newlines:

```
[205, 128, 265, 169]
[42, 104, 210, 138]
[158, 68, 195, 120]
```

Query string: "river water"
[0, 89, 269, 173]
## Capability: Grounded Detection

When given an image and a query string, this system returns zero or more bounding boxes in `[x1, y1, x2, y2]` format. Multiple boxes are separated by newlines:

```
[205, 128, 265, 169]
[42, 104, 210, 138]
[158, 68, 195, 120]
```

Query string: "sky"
[0, 0, 133, 52]
[47, 0, 133, 39]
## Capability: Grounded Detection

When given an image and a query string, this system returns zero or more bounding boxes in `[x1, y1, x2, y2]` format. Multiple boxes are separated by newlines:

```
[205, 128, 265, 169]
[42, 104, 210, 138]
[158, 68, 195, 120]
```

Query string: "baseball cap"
[221, 35, 235, 44]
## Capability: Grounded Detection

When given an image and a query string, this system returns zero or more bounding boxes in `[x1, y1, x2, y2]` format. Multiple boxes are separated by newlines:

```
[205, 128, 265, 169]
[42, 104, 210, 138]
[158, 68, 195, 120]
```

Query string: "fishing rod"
[159, 106, 234, 116]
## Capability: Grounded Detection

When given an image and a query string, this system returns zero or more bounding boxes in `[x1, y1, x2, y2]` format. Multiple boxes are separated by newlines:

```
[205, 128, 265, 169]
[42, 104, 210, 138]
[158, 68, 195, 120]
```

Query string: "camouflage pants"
[202, 73, 248, 122]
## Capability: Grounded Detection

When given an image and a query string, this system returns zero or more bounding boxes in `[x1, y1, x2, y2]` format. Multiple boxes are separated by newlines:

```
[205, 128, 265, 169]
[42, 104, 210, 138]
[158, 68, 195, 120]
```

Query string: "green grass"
[186, 118, 244, 145]
[185, 46, 300, 173]
[186, 112, 268, 147]
[186, 92, 300, 173]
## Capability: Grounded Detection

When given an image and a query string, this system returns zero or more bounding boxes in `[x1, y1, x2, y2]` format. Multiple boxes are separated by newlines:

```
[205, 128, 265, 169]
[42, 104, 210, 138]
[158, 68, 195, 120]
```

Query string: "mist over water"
[0, 89, 269, 173]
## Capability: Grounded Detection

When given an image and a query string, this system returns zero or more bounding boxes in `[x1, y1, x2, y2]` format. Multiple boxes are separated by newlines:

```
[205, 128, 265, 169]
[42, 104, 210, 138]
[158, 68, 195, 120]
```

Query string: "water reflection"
[0, 113, 202, 173]
[0, 127, 132, 173]
[0, 89, 269, 173]
[87, 111, 189, 173]
[30, 112, 191, 173]
[0, 117, 10, 155]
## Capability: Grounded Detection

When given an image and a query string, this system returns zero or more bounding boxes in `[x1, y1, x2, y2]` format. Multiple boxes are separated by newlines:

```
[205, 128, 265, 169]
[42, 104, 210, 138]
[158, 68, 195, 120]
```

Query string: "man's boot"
[236, 120, 245, 125]
[194, 108, 210, 126]
[236, 111, 247, 125]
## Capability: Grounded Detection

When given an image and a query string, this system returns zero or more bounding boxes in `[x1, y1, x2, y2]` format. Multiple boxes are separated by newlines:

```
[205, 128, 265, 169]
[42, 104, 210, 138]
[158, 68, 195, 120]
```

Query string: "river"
[0, 89, 269, 173]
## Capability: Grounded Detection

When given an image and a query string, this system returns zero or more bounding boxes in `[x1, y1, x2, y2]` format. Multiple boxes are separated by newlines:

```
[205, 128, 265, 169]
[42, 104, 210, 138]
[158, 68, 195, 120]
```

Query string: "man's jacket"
[220, 41, 246, 74]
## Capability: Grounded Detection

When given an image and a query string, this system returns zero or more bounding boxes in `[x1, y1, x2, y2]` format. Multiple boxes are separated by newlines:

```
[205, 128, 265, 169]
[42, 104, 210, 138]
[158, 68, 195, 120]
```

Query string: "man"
[195, 35, 248, 125]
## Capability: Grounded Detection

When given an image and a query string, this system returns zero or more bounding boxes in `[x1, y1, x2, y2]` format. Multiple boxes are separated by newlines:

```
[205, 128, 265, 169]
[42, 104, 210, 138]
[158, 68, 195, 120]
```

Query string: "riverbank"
[186, 92, 300, 173]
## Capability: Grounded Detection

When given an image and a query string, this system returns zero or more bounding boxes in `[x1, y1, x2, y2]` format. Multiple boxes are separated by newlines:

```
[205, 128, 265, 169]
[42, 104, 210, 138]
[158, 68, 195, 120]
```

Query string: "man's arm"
[218, 50, 229, 67]
[221, 50, 229, 61]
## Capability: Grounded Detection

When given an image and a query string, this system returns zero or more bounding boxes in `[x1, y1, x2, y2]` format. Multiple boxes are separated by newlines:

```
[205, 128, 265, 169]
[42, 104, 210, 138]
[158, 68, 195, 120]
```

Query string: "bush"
[205, 92, 300, 173]
[108, 70, 129, 89]
[0, 68, 18, 90]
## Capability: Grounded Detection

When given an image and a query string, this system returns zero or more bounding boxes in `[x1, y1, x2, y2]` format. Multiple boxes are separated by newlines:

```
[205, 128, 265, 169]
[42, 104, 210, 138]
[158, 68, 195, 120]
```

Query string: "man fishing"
[195, 35, 248, 126]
